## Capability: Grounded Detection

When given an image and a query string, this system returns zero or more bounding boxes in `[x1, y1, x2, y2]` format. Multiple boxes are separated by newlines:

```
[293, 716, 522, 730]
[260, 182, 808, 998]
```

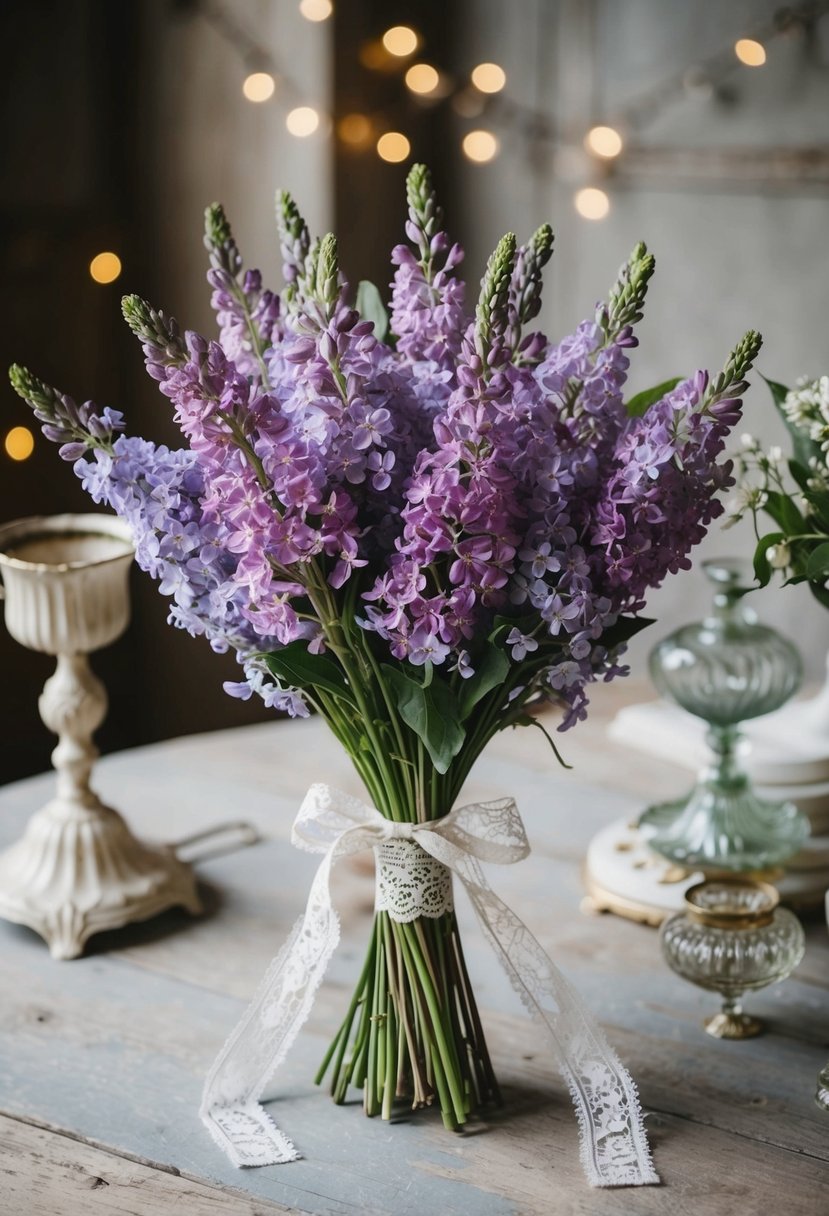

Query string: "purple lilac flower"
[9, 170, 761, 731]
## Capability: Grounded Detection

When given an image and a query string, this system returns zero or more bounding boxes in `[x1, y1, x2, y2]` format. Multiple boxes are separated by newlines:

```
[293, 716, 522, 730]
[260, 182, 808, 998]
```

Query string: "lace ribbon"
[200, 783, 659, 1188]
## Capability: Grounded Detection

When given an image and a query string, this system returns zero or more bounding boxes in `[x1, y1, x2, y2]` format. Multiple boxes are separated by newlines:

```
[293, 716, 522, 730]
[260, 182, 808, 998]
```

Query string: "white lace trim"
[374, 838, 453, 921]
[200, 783, 659, 1188]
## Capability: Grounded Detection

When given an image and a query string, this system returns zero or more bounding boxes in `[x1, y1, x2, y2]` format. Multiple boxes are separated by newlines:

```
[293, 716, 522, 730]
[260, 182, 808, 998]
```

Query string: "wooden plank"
[0, 1113, 295, 1216]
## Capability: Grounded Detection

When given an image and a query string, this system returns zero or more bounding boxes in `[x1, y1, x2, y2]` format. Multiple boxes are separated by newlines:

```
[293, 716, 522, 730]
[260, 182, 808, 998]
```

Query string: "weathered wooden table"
[1, 682, 827, 1215]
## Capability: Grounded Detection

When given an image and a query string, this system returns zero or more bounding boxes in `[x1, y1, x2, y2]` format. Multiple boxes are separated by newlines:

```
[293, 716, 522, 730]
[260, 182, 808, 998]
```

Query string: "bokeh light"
[299, 0, 332, 21]
[338, 113, 373, 148]
[242, 72, 276, 102]
[382, 26, 418, 57]
[574, 187, 610, 220]
[471, 62, 506, 94]
[405, 63, 440, 95]
[584, 125, 623, 159]
[462, 130, 499, 163]
[4, 426, 35, 462]
[377, 132, 411, 163]
[735, 38, 766, 66]
[89, 252, 122, 284]
[286, 106, 320, 137]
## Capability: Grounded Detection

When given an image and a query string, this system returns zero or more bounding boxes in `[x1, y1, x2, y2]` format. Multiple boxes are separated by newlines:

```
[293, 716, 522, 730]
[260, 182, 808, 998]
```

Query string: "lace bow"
[200, 783, 659, 1188]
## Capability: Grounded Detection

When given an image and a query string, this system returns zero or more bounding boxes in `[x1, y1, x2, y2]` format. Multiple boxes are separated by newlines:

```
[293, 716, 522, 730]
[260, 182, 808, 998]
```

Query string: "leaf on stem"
[381, 666, 465, 774]
[624, 377, 682, 418]
[599, 614, 655, 649]
[458, 642, 509, 721]
[264, 641, 356, 705]
[753, 531, 784, 587]
[806, 542, 829, 582]
[356, 281, 389, 342]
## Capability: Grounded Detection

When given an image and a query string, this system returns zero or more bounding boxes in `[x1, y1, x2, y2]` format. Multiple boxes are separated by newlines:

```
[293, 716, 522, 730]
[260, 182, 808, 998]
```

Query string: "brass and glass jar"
[660, 877, 805, 1038]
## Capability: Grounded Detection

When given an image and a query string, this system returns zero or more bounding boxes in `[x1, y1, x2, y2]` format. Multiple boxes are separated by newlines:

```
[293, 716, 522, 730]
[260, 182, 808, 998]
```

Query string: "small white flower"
[740, 432, 756, 449]
[767, 543, 791, 570]
[767, 445, 783, 464]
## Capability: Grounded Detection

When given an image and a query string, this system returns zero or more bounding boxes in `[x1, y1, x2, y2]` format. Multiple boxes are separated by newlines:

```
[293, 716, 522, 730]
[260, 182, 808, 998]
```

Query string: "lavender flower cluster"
[10, 165, 760, 730]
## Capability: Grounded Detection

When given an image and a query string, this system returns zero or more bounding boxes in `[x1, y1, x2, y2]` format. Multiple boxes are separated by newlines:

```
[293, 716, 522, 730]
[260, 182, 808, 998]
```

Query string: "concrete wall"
[456, 0, 829, 678]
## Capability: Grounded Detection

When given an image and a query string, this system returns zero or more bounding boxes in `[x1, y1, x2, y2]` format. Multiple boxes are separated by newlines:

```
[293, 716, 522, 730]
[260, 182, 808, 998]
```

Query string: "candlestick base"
[0, 796, 201, 959]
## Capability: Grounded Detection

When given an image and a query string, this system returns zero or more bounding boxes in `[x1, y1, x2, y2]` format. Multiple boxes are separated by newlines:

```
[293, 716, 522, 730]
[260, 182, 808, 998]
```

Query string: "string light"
[192, 0, 827, 194]
[4, 426, 34, 462]
[286, 106, 320, 136]
[338, 113, 373, 147]
[405, 63, 440, 95]
[299, 0, 332, 21]
[574, 187, 610, 220]
[89, 252, 122, 284]
[382, 26, 418, 57]
[462, 130, 499, 163]
[242, 71, 276, 102]
[584, 125, 623, 159]
[470, 62, 506, 94]
[377, 132, 411, 163]
[735, 38, 767, 66]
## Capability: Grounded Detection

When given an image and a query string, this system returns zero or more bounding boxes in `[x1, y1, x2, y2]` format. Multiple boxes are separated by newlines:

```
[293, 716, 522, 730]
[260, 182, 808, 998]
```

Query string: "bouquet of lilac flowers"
[10, 164, 759, 1155]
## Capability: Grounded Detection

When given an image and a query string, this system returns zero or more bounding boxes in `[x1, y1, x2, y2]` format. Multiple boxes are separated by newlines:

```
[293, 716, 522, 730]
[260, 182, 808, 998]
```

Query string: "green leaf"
[763, 490, 804, 535]
[806, 542, 829, 581]
[458, 642, 509, 721]
[810, 581, 829, 611]
[624, 378, 682, 417]
[381, 665, 465, 774]
[356, 280, 389, 342]
[753, 531, 784, 587]
[264, 642, 355, 705]
[600, 615, 655, 649]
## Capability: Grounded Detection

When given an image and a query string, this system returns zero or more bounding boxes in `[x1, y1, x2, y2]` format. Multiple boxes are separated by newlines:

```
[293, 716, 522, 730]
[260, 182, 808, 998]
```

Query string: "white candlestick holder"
[0, 513, 200, 959]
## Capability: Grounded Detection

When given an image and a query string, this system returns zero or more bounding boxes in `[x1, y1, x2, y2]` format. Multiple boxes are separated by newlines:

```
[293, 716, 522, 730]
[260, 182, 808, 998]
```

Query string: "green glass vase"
[639, 558, 809, 871]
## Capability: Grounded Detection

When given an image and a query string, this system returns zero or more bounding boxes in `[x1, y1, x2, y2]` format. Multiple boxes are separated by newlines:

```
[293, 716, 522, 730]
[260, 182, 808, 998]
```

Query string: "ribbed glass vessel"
[660, 878, 805, 1038]
[640, 558, 808, 870]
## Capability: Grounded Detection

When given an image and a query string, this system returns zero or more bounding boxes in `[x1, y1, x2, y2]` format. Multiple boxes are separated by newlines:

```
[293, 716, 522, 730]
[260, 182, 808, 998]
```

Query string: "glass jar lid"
[684, 877, 779, 930]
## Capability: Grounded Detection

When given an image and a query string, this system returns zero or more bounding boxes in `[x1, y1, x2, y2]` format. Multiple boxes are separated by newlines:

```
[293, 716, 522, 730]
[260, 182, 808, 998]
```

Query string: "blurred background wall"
[1, 0, 828, 782]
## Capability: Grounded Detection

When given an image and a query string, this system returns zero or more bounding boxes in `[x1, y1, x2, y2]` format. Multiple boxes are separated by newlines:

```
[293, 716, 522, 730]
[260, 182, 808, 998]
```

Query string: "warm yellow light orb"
[462, 129, 499, 163]
[584, 124, 623, 159]
[338, 112, 373, 147]
[405, 63, 440, 95]
[735, 38, 766, 66]
[286, 106, 320, 137]
[574, 187, 610, 220]
[382, 25, 418, 57]
[242, 71, 276, 102]
[470, 62, 506, 93]
[89, 252, 122, 284]
[4, 426, 35, 462]
[377, 131, 411, 163]
[299, 0, 332, 21]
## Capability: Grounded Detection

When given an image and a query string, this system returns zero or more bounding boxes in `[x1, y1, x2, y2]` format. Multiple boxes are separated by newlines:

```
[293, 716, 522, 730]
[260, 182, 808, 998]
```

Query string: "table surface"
[1, 680, 827, 1216]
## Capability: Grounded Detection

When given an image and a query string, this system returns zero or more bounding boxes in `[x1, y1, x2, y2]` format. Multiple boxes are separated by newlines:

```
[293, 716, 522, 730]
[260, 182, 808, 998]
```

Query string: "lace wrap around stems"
[200, 783, 659, 1188]
[374, 837, 454, 920]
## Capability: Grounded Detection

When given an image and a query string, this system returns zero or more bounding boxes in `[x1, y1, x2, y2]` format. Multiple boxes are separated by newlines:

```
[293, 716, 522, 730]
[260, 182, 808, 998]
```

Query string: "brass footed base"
[705, 1010, 763, 1039]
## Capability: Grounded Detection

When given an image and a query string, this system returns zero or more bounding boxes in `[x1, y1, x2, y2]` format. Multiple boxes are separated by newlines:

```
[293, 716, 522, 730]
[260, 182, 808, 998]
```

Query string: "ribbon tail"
[455, 855, 659, 1188]
[200, 850, 339, 1167]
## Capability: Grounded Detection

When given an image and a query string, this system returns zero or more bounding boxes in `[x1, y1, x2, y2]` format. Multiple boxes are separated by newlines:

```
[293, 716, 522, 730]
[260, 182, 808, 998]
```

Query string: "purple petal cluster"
[11, 167, 757, 729]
